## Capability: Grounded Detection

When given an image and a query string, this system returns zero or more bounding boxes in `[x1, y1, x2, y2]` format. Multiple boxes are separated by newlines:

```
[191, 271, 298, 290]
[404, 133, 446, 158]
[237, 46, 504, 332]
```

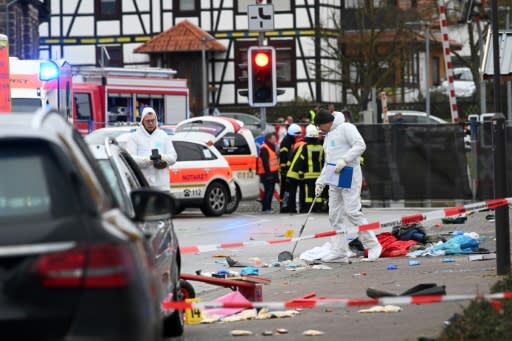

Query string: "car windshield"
[0, 141, 76, 220]
[85, 129, 135, 145]
[11, 98, 41, 112]
[175, 121, 226, 137]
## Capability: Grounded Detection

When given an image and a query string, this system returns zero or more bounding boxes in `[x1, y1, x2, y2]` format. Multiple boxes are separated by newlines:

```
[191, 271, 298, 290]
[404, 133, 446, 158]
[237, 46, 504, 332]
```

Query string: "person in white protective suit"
[314, 109, 382, 262]
[125, 107, 177, 192]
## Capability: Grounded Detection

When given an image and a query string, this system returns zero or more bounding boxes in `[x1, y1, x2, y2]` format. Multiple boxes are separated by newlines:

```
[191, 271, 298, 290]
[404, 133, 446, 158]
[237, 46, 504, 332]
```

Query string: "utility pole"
[490, 0, 510, 275]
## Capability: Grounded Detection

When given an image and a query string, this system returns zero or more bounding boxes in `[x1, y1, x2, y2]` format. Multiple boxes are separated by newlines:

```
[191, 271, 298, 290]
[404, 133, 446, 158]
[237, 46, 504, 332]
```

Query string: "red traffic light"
[254, 52, 270, 68]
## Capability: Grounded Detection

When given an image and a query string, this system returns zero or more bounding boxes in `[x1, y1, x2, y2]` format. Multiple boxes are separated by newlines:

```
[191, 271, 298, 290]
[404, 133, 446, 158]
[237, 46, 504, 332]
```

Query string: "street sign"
[248, 4, 274, 32]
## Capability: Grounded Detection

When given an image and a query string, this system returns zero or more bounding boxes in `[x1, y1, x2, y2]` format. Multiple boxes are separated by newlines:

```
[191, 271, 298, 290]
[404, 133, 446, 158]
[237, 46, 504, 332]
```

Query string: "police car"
[175, 116, 259, 213]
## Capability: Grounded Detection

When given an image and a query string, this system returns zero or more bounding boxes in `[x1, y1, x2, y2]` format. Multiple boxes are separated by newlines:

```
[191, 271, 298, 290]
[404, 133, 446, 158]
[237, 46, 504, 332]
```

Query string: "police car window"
[175, 121, 225, 137]
[214, 132, 251, 155]
[173, 141, 204, 161]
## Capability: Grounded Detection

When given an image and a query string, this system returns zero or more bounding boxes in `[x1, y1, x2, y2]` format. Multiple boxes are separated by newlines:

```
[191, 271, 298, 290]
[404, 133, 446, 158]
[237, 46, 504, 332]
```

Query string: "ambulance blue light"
[39, 61, 59, 81]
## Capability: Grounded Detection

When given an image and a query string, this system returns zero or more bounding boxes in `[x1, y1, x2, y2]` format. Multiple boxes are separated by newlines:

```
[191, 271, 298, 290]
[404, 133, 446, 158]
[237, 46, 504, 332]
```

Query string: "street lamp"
[406, 21, 431, 122]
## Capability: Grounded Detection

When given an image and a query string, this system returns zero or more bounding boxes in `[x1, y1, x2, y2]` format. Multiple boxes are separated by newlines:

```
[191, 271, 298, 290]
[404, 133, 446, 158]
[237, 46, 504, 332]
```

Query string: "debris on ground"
[442, 216, 467, 224]
[358, 305, 402, 313]
[261, 330, 273, 336]
[352, 272, 367, 277]
[311, 264, 332, 270]
[230, 330, 253, 336]
[275, 328, 288, 334]
[386, 264, 398, 270]
[408, 260, 421, 266]
[222, 309, 258, 322]
[226, 256, 250, 268]
[303, 329, 325, 336]
[240, 266, 259, 276]
[468, 253, 496, 261]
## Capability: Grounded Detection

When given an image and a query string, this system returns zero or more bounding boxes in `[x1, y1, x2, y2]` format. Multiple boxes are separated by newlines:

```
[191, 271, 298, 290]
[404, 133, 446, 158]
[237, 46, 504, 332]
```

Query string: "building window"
[236, 0, 292, 14]
[95, 0, 121, 20]
[234, 39, 296, 89]
[96, 45, 123, 67]
[173, 0, 200, 16]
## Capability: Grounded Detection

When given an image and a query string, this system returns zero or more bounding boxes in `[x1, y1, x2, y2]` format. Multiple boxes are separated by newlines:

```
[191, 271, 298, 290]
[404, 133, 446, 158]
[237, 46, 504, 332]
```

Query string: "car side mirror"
[130, 189, 175, 222]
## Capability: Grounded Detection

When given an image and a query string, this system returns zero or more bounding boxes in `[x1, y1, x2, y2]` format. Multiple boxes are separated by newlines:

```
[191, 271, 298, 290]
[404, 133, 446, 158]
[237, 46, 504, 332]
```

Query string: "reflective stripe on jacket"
[287, 142, 323, 180]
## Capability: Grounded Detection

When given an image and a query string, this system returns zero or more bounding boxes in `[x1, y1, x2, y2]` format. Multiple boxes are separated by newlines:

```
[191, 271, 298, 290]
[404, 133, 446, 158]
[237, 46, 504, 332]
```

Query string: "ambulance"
[174, 116, 259, 213]
[72, 66, 189, 135]
[9, 57, 72, 118]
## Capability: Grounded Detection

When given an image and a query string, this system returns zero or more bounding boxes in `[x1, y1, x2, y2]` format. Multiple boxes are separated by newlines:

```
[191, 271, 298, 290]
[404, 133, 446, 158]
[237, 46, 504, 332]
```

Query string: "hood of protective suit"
[331, 111, 345, 130]
[140, 107, 158, 135]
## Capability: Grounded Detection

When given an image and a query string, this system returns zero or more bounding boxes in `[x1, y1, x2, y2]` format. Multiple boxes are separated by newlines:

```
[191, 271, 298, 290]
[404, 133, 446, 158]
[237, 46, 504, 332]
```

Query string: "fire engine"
[9, 57, 72, 118]
[72, 67, 190, 135]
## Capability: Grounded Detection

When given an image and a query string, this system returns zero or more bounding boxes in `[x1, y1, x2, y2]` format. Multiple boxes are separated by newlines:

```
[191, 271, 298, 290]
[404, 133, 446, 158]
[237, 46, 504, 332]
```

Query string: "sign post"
[247, 3, 275, 127]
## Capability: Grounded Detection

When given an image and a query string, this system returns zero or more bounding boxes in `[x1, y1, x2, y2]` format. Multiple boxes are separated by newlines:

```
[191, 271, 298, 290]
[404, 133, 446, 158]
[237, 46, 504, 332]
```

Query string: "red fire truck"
[72, 67, 190, 134]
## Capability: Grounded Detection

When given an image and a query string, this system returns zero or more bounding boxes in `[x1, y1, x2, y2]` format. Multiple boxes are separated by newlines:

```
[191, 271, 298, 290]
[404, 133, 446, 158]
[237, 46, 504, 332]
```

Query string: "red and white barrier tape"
[179, 198, 512, 255]
[438, 1, 460, 123]
[163, 292, 512, 310]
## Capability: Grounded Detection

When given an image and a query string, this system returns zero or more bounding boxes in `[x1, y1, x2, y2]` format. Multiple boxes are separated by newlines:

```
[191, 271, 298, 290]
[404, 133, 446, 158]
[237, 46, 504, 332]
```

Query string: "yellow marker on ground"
[284, 229, 295, 238]
[184, 298, 203, 324]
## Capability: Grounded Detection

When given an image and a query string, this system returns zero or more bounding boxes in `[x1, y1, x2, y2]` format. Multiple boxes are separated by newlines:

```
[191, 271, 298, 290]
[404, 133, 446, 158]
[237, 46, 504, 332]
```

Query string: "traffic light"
[248, 46, 276, 107]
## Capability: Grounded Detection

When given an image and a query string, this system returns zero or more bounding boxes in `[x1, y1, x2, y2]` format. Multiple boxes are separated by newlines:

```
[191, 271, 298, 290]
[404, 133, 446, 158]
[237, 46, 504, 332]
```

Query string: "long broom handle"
[290, 193, 319, 257]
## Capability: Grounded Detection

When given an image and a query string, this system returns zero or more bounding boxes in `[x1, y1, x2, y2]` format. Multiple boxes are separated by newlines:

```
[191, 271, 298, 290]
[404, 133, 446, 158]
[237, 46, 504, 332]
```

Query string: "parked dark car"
[0, 109, 182, 340]
[89, 139, 184, 336]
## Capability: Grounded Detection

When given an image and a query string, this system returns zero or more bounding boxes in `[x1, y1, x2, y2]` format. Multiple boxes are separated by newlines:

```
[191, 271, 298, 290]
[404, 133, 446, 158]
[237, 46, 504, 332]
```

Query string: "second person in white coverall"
[125, 107, 177, 192]
[314, 109, 382, 262]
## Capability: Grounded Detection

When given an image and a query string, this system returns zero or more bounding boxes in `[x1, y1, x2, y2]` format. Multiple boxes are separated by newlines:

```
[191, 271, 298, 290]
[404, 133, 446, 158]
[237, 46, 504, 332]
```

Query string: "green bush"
[438, 273, 512, 341]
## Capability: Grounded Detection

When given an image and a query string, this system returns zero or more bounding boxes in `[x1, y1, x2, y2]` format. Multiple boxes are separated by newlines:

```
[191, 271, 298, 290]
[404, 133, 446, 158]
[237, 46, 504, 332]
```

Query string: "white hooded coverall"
[125, 109, 177, 192]
[316, 115, 381, 262]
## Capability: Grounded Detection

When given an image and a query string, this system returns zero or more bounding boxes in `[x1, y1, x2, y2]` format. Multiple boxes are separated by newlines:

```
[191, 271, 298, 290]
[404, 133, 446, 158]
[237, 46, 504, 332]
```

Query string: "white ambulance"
[174, 116, 259, 213]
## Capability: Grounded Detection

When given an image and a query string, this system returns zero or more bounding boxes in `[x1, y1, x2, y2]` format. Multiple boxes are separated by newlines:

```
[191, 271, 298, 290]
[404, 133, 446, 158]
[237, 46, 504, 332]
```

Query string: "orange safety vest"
[257, 143, 279, 174]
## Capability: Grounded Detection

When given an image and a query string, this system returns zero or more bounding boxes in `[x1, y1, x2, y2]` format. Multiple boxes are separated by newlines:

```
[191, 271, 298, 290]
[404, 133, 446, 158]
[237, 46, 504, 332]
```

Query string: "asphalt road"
[171, 203, 509, 340]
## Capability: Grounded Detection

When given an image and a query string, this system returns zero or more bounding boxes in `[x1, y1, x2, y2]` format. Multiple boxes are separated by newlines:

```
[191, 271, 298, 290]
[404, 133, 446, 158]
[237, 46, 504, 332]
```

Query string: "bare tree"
[317, 2, 436, 112]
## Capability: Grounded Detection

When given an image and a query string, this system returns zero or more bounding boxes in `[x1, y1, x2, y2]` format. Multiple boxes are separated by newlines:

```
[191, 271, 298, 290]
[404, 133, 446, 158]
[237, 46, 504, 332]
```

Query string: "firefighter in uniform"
[281, 134, 306, 213]
[257, 133, 280, 213]
[279, 123, 302, 212]
[300, 125, 324, 212]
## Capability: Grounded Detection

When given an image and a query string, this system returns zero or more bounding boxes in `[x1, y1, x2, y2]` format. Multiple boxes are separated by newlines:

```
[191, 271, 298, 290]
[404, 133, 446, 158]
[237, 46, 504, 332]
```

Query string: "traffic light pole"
[490, 0, 510, 275]
[258, 32, 267, 127]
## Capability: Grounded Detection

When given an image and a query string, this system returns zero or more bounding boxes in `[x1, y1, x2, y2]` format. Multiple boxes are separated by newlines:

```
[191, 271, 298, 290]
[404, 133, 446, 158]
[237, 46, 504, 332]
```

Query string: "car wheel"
[179, 279, 196, 300]
[224, 187, 241, 214]
[200, 182, 228, 216]
[163, 258, 184, 337]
